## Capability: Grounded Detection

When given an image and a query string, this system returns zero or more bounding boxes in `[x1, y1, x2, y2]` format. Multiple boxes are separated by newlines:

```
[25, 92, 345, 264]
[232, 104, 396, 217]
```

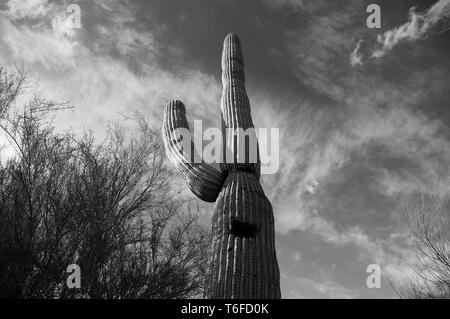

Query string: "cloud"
[280, 272, 359, 298]
[306, 278, 357, 299]
[0, 18, 79, 70]
[255, 0, 450, 296]
[261, 0, 304, 10]
[262, 91, 450, 234]
[1, 0, 51, 20]
[372, 0, 450, 58]
[292, 251, 302, 261]
[0, 0, 222, 136]
[261, 0, 331, 12]
[349, 39, 363, 66]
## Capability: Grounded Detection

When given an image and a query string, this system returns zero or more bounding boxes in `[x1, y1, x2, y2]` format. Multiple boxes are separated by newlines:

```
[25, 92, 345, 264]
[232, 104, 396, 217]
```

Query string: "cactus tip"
[165, 99, 185, 116]
[223, 33, 243, 66]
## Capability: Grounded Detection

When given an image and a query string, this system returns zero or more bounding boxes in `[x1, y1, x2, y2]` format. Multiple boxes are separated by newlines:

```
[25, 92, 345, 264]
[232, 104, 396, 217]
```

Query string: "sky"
[1, 0, 450, 298]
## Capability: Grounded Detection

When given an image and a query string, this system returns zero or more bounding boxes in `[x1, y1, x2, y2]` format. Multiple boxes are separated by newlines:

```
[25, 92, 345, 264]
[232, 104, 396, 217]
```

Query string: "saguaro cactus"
[162, 33, 281, 299]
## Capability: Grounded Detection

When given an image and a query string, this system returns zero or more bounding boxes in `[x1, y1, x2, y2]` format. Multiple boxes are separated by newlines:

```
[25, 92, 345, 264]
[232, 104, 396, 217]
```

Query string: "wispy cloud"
[258, 0, 450, 296]
[349, 0, 450, 65]
[349, 39, 363, 66]
[0, 18, 79, 70]
[373, 0, 450, 58]
[2, 0, 51, 19]
[0, 0, 222, 135]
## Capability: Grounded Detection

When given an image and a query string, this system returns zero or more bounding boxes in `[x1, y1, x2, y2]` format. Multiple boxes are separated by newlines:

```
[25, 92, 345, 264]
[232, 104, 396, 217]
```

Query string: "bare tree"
[396, 187, 450, 299]
[0, 66, 209, 299]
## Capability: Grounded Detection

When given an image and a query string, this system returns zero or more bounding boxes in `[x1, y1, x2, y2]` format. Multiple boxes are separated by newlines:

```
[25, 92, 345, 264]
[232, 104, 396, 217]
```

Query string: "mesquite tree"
[0, 66, 209, 299]
[162, 33, 281, 298]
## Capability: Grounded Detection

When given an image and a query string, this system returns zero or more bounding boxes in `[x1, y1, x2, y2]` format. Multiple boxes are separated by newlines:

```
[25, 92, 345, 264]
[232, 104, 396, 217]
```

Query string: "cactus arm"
[220, 33, 261, 178]
[162, 100, 225, 202]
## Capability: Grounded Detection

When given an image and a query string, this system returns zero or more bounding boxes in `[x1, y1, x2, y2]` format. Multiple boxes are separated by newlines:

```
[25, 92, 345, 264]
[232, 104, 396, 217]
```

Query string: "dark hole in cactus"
[230, 219, 258, 238]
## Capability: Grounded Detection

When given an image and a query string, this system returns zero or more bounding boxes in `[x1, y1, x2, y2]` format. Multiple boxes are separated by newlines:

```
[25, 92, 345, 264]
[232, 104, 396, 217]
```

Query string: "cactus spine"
[162, 33, 281, 299]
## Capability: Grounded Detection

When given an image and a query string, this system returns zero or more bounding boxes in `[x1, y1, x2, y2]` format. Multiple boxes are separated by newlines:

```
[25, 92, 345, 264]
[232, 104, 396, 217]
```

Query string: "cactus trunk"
[162, 33, 281, 299]
[206, 171, 281, 298]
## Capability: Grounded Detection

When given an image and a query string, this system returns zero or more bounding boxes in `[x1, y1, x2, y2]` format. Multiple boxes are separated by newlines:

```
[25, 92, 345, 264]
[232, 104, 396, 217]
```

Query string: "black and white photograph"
[0, 0, 450, 310]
